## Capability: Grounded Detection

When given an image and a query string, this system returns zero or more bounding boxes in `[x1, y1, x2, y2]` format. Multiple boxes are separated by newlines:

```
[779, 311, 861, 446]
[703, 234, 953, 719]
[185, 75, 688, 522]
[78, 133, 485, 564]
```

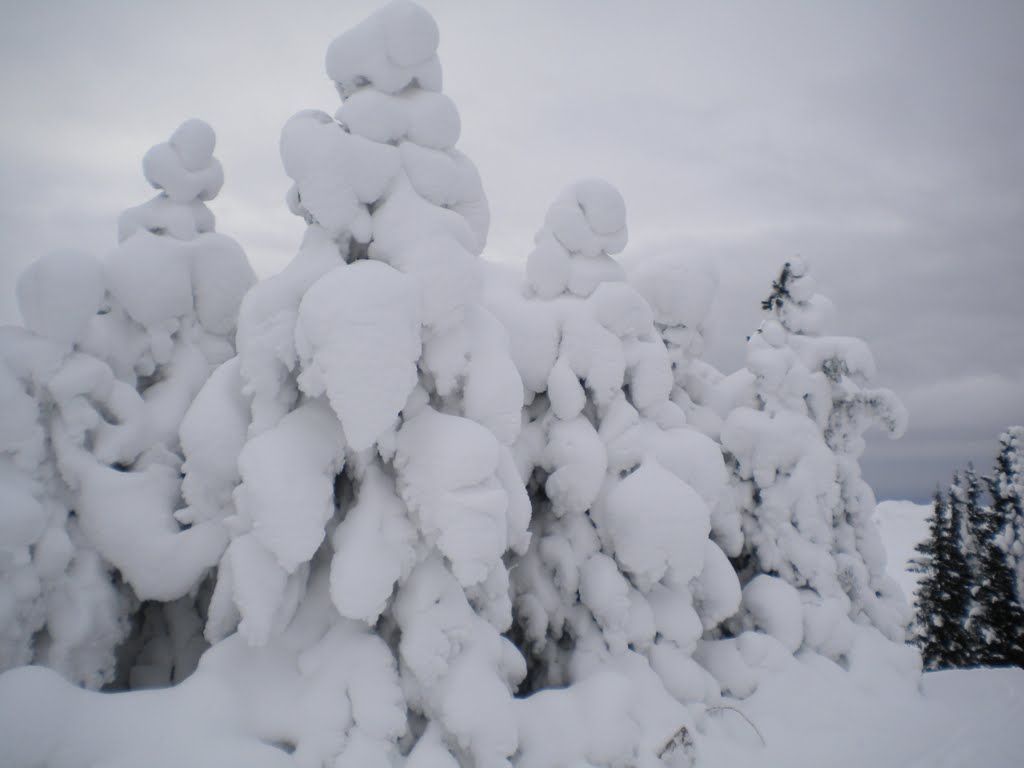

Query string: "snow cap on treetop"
[527, 179, 629, 298]
[546, 179, 628, 257]
[787, 255, 808, 278]
[326, 0, 442, 98]
[170, 119, 217, 171]
[142, 119, 224, 203]
[757, 317, 787, 347]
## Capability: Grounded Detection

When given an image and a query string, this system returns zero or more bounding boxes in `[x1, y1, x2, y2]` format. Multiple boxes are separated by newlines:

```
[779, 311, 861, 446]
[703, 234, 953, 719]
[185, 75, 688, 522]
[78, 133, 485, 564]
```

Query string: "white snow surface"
[3, 642, 1022, 767]
[295, 260, 421, 451]
[235, 398, 346, 573]
[601, 458, 710, 589]
[700, 662, 1024, 768]
[394, 406, 511, 587]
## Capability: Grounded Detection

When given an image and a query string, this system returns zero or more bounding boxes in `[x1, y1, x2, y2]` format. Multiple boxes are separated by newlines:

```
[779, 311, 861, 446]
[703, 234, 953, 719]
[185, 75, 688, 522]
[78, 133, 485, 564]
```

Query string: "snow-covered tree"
[624, 252, 747, 565]
[717, 258, 913, 675]
[169, 3, 538, 765]
[486, 179, 741, 762]
[625, 252, 728, 439]
[0, 119, 255, 688]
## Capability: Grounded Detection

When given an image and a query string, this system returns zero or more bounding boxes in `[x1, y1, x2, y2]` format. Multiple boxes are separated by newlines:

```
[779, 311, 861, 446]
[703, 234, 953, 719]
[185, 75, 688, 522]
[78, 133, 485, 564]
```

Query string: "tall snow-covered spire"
[119, 118, 223, 242]
[1, 119, 254, 690]
[190, 3, 529, 764]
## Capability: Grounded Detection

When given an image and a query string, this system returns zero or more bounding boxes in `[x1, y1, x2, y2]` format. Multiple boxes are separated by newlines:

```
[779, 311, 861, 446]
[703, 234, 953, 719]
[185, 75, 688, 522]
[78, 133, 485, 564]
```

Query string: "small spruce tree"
[912, 491, 952, 668]
[974, 433, 1024, 667]
[914, 476, 974, 669]
[990, 428, 1024, 599]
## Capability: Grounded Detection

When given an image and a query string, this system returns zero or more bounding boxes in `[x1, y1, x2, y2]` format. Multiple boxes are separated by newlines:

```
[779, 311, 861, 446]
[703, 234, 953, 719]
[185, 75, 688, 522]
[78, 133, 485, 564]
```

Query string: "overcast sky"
[1, 0, 1021, 502]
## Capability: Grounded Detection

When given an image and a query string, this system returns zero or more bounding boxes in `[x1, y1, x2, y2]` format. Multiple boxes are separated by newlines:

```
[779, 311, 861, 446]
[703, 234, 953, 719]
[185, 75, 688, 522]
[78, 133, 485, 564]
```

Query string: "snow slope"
[701, 660, 1024, 768]
[875, 499, 931, 603]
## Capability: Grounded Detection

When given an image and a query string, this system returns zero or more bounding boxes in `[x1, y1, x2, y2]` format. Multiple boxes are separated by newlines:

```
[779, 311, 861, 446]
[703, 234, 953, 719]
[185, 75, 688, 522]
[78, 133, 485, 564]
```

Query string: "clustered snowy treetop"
[0, 3, 918, 767]
[526, 179, 629, 299]
[1, 115, 255, 697]
[327, 0, 442, 97]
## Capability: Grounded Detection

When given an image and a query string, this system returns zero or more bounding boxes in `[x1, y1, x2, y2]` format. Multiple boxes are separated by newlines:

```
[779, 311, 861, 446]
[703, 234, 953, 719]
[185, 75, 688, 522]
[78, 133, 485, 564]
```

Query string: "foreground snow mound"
[2, 642, 1009, 768]
[701, 659, 1024, 768]
[0, 120, 254, 688]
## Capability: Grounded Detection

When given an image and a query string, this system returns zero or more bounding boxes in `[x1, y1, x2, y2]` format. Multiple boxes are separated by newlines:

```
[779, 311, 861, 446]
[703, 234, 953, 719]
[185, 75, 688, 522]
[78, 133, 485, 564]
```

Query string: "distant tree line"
[913, 427, 1024, 669]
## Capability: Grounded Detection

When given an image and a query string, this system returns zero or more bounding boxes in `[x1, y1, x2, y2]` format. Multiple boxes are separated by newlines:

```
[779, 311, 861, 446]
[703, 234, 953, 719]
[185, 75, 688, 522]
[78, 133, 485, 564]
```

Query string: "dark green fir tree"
[913, 484, 973, 670]
[975, 430, 1024, 667]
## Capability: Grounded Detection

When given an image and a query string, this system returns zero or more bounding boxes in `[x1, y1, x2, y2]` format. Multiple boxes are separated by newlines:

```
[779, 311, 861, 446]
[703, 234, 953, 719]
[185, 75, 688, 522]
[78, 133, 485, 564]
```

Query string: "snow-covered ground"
[697, 500, 1023, 768]
[701, 660, 1024, 767]
[874, 499, 931, 602]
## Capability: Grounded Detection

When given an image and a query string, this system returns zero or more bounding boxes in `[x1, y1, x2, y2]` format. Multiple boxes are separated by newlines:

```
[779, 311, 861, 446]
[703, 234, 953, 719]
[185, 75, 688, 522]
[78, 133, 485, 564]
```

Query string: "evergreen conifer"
[913, 483, 972, 669]
[976, 435, 1024, 666]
